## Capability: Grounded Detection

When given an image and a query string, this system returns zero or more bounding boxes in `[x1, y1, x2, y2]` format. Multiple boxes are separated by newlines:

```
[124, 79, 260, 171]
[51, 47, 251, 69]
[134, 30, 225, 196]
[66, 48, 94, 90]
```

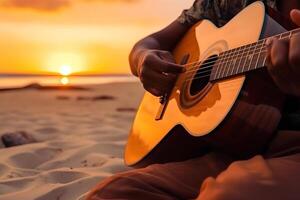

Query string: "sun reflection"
[60, 77, 69, 85]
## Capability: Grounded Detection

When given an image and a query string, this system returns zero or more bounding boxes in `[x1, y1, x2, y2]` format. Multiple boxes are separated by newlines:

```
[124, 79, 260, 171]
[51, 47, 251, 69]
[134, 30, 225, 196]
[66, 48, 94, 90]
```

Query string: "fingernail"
[266, 38, 273, 46]
[291, 9, 300, 18]
[291, 9, 300, 14]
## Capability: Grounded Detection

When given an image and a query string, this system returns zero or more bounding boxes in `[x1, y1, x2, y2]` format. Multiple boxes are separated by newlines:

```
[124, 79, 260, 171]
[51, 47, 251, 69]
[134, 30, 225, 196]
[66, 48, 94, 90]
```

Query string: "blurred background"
[0, 0, 193, 87]
[0, 1, 194, 200]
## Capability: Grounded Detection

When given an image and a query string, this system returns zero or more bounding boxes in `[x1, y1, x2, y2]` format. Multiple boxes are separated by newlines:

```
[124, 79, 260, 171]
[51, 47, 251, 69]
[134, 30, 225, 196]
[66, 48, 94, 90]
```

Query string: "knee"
[198, 156, 271, 200]
[198, 177, 247, 200]
[198, 176, 258, 200]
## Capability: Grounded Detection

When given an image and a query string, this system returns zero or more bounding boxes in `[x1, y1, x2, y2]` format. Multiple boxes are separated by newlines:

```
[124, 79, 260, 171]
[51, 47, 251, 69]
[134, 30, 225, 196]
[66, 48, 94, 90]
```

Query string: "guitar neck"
[210, 27, 300, 81]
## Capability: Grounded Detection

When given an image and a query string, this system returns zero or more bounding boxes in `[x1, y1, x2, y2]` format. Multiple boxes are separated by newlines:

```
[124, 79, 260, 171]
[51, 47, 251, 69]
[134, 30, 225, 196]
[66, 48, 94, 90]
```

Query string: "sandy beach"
[0, 81, 144, 200]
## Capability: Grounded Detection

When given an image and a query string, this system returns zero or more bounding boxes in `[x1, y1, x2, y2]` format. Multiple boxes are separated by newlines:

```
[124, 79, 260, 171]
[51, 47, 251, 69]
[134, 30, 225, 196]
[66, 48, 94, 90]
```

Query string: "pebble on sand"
[56, 96, 71, 100]
[76, 96, 92, 101]
[76, 95, 116, 101]
[1, 131, 36, 148]
[92, 95, 116, 101]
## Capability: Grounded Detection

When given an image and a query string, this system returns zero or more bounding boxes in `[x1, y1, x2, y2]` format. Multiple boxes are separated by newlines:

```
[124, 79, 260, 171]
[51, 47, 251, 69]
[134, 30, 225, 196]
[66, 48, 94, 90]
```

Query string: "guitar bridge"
[155, 54, 190, 121]
[155, 94, 169, 121]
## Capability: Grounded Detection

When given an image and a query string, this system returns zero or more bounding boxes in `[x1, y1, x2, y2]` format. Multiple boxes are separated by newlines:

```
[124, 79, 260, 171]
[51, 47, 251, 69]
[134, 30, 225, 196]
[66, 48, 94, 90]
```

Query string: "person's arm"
[129, 20, 190, 96]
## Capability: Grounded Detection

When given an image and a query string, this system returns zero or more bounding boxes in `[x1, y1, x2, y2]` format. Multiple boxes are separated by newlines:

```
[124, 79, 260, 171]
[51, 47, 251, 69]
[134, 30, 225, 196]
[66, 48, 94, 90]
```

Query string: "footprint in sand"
[35, 127, 59, 135]
[44, 170, 88, 184]
[8, 147, 63, 169]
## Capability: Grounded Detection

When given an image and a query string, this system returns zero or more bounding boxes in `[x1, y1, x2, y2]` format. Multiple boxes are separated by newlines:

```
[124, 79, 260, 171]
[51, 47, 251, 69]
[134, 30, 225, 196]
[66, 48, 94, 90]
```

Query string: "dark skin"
[129, 0, 300, 97]
[129, 21, 187, 96]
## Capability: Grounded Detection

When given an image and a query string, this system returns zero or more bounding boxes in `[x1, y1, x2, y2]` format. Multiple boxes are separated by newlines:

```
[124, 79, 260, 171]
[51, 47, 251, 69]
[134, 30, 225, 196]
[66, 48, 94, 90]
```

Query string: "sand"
[0, 81, 144, 200]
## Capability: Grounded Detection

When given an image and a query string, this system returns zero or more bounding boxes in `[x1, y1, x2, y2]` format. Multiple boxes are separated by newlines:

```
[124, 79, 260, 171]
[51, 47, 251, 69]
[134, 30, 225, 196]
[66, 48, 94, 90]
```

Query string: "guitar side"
[125, 2, 285, 167]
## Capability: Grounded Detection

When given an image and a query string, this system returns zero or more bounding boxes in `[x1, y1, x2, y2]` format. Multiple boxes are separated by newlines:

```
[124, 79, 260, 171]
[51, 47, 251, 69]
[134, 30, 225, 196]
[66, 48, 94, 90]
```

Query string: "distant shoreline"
[0, 73, 132, 78]
[0, 83, 91, 92]
[0, 75, 139, 89]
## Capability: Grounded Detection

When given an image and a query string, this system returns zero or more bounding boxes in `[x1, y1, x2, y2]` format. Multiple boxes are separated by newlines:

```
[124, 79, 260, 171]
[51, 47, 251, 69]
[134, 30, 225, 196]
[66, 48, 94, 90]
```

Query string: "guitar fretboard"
[210, 27, 300, 81]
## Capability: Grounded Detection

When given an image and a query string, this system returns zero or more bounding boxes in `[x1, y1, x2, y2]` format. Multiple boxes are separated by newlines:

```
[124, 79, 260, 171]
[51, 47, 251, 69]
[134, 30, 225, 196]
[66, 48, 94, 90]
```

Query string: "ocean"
[0, 75, 138, 89]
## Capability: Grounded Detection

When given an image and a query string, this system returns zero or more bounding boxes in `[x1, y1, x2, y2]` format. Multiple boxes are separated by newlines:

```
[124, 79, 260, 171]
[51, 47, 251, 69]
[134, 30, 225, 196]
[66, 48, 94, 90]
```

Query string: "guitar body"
[125, 2, 286, 167]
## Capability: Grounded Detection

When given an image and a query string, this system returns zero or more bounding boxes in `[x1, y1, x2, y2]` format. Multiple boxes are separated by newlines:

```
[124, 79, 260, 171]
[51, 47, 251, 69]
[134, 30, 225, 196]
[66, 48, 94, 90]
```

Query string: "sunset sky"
[0, 0, 194, 75]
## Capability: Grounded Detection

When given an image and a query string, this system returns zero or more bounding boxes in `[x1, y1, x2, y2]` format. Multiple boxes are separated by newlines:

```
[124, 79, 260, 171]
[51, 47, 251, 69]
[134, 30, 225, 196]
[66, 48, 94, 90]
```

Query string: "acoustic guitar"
[125, 1, 295, 167]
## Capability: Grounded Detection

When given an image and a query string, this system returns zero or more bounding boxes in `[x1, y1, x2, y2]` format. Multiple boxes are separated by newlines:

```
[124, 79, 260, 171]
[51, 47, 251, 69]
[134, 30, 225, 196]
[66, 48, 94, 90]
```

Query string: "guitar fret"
[222, 50, 231, 78]
[280, 31, 291, 39]
[289, 31, 293, 38]
[215, 51, 226, 80]
[251, 40, 262, 70]
[273, 33, 281, 40]
[244, 44, 256, 72]
[236, 45, 247, 74]
[241, 44, 251, 73]
[212, 52, 225, 80]
[231, 56, 238, 75]
[227, 48, 238, 77]
[228, 47, 240, 77]
[279, 33, 283, 39]
[218, 50, 232, 78]
[257, 39, 267, 69]
[232, 47, 243, 76]
[232, 48, 241, 72]
[220, 49, 233, 79]
[291, 29, 300, 37]
[254, 42, 263, 69]
[227, 51, 234, 77]
[244, 41, 262, 72]
[234, 47, 244, 75]
[262, 38, 269, 67]
[245, 54, 253, 71]
[212, 55, 221, 80]
[238, 47, 249, 73]
[247, 45, 257, 71]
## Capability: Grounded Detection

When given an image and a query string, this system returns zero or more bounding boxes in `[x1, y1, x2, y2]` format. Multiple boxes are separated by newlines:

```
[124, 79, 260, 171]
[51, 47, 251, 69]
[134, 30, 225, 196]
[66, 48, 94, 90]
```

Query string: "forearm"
[129, 21, 190, 77]
[129, 37, 162, 76]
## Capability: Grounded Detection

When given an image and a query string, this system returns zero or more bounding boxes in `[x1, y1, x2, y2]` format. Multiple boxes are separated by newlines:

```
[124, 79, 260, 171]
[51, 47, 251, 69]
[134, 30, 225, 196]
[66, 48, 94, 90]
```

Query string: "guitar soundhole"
[189, 54, 218, 96]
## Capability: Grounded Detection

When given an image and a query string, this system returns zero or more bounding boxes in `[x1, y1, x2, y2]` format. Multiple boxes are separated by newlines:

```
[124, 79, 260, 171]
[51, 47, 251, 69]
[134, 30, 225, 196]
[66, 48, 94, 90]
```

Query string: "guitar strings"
[184, 48, 269, 83]
[183, 38, 270, 75]
[180, 28, 300, 74]
[185, 46, 268, 80]
[174, 79, 248, 94]
[163, 28, 300, 97]
[181, 30, 299, 83]
[183, 28, 298, 75]
[181, 27, 300, 69]
[186, 49, 269, 83]
[183, 40, 267, 73]
[183, 42, 267, 76]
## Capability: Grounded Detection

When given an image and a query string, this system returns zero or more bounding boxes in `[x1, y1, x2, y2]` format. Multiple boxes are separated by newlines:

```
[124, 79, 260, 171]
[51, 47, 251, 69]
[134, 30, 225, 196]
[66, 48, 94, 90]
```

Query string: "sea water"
[0, 75, 138, 89]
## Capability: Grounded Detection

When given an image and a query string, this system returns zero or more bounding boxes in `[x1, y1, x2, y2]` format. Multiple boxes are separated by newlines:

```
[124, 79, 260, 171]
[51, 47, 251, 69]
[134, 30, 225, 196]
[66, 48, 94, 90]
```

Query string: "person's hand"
[266, 9, 300, 97]
[137, 50, 185, 96]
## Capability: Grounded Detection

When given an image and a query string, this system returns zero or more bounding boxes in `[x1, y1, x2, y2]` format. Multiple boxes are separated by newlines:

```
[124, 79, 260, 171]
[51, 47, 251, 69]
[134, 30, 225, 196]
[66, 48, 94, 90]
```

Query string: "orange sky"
[0, 0, 194, 75]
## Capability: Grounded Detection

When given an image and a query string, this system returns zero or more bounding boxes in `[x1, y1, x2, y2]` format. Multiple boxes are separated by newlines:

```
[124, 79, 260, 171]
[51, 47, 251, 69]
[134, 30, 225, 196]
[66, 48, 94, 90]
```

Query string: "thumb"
[290, 9, 300, 26]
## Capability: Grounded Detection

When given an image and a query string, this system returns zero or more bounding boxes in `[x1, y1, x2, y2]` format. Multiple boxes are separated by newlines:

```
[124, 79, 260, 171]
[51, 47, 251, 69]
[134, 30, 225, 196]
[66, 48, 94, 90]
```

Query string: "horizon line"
[0, 73, 132, 77]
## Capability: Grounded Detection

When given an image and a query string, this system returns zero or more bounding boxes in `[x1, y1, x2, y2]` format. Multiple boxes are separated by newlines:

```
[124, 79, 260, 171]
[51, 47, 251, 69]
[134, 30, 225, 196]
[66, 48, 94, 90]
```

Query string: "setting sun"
[59, 65, 72, 76]
[43, 52, 86, 75]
